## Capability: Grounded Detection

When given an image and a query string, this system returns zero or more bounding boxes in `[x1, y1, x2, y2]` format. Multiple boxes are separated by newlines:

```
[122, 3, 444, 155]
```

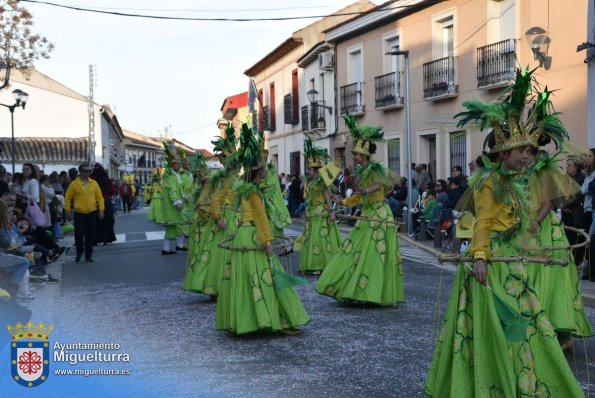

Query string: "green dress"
[261, 163, 292, 237]
[177, 170, 194, 236]
[424, 167, 584, 398]
[215, 183, 310, 334]
[522, 153, 593, 337]
[147, 182, 164, 224]
[298, 176, 342, 273]
[315, 161, 404, 306]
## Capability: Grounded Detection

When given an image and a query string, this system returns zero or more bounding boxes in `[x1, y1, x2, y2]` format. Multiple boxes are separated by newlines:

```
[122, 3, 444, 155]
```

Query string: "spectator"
[338, 168, 351, 198]
[387, 177, 408, 218]
[59, 170, 70, 193]
[19, 162, 40, 206]
[410, 163, 418, 188]
[468, 160, 477, 175]
[441, 176, 464, 221]
[561, 155, 588, 271]
[39, 174, 55, 229]
[0, 200, 32, 299]
[288, 174, 302, 216]
[450, 165, 469, 190]
[581, 148, 595, 280]
[0, 165, 9, 196]
[65, 164, 105, 263]
[133, 179, 142, 209]
[434, 179, 448, 207]
[68, 167, 78, 184]
[91, 163, 117, 245]
[414, 164, 430, 195]
[279, 173, 287, 191]
[119, 179, 134, 213]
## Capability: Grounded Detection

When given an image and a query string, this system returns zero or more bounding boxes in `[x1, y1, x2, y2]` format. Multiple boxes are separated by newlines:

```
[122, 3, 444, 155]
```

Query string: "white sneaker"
[16, 292, 35, 300]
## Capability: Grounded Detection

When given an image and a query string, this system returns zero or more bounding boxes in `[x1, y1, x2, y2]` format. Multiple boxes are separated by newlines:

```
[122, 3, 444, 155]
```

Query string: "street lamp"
[0, 89, 29, 174]
[525, 26, 552, 69]
[385, 48, 413, 234]
[307, 89, 333, 129]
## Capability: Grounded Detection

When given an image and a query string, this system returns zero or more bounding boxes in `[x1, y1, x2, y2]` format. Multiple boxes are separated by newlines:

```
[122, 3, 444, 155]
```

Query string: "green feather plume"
[343, 115, 384, 141]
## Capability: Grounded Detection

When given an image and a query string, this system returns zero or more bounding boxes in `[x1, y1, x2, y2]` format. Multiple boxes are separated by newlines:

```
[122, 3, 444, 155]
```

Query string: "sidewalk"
[290, 215, 595, 308]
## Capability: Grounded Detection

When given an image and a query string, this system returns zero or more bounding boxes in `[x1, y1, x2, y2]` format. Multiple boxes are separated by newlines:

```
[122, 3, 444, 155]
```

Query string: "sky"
[24, 0, 363, 150]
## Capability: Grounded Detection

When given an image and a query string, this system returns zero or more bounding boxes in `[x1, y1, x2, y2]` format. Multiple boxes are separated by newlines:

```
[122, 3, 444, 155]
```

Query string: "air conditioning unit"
[318, 52, 334, 70]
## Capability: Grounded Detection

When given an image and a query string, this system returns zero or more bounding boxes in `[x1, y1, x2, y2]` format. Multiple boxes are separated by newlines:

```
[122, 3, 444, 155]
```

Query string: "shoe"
[175, 246, 188, 251]
[85, 258, 95, 263]
[29, 271, 49, 280]
[75, 253, 83, 263]
[279, 249, 293, 257]
[46, 274, 60, 283]
[280, 328, 301, 335]
[57, 247, 66, 255]
[162, 250, 177, 255]
[16, 292, 35, 300]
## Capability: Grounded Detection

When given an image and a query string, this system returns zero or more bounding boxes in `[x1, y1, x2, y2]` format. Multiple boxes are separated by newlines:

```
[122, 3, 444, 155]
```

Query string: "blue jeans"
[294, 201, 307, 216]
[0, 253, 28, 286]
[590, 211, 595, 236]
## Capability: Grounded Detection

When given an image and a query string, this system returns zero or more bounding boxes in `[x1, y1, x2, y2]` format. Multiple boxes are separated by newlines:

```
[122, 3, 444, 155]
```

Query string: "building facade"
[325, 0, 588, 180]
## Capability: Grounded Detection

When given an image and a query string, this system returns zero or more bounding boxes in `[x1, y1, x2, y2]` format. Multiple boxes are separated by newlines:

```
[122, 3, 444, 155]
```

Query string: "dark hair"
[59, 171, 68, 177]
[40, 174, 49, 184]
[90, 164, 110, 193]
[49, 171, 59, 184]
[12, 172, 23, 184]
[368, 143, 377, 155]
[448, 176, 461, 186]
[68, 167, 78, 179]
[475, 155, 485, 168]
[451, 165, 462, 172]
[427, 189, 437, 197]
[22, 162, 39, 180]
[435, 179, 447, 192]
[588, 148, 595, 173]
[78, 164, 89, 172]
[0, 164, 5, 178]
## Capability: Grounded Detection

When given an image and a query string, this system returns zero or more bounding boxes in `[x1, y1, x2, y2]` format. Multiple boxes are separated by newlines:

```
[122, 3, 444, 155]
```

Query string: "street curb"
[398, 233, 442, 258]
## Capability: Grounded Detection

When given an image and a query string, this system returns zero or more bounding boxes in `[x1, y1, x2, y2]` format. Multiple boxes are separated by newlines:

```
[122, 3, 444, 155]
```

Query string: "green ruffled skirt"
[298, 203, 342, 273]
[315, 201, 404, 306]
[215, 222, 310, 334]
[424, 234, 584, 397]
[147, 193, 164, 223]
[181, 216, 218, 295]
[525, 212, 593, 337]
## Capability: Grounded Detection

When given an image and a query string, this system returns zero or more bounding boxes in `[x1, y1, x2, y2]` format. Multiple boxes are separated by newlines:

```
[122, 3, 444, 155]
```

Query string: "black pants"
[74, 211, 97, 259]
[123, 197, 133, 213]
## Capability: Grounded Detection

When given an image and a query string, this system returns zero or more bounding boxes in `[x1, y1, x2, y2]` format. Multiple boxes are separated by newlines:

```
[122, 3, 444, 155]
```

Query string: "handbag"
[25, 199, 46, 227]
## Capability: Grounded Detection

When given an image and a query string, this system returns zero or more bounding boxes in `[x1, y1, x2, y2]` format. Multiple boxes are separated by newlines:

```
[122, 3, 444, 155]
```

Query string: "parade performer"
[159, 142, 192, 255]
[315, 116, 403, 306]
[261, 162, 292, 255]
[147, 171, 164, 224]
[296, 138, 341, 274]
[182, 126, 238, 298]
[517, 87, 594, 348]
[216, 123, 310, 335]
[425, 68, 584, 397]
[176, 148, 195, 250]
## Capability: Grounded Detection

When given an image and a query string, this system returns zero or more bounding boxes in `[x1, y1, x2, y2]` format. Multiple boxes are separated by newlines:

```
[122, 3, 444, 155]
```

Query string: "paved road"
[6, 208, 595, 398]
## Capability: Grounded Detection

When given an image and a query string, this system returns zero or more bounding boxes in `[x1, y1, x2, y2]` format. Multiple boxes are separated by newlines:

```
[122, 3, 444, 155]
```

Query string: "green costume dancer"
[147, 171, 164, 224]
[316, 116, 403, 306]
[159, 142, 191, 255]
[216, 124, 310, 335]
[519, 109, 593, 348]
[261, 163, 292, 252]
[297, 138, 341, 274]
[425, 68, 584, 397]
[182, 125, 239, 297]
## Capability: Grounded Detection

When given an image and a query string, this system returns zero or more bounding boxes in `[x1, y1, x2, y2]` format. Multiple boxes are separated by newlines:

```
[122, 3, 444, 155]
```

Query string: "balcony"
[340, 82, 364, 115]
[477, 39, 516, 89]
[301, 104, 326, 132]
[423, 56, 458, 100]
[375, 72, 404, 110]
[284, 93, 299, 124]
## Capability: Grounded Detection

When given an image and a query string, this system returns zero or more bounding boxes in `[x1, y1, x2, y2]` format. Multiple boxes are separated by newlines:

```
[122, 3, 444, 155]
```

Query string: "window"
[385, 36, 400, 74]
[350, 50, 362, 83]
[387, 139, 401, 175]
[449, 132, 466, 173]
[291, 69, 299, 123]
[442, 17, 454, 58]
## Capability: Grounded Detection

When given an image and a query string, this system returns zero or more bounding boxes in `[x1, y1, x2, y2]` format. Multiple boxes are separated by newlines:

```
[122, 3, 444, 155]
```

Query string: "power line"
[21, 0, 440, 22]
[49, 4, 343, 13]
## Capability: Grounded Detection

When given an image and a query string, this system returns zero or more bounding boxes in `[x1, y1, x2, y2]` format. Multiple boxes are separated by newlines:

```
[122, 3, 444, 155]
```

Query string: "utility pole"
[88, 65, 97, 165]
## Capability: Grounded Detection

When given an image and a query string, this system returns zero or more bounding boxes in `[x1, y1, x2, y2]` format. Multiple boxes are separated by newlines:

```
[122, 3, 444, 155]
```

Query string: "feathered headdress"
[234, 123, 268, 180]
[343, 115, 384, 156]
[455, 67, 568, 153]
[163, 141, 179, 166]
[212, 123, 238, 168]
[304, 137, 328, 168]
[189, 151, 209, 182]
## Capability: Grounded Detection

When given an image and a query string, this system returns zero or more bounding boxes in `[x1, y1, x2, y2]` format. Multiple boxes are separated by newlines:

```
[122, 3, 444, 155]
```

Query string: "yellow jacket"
[65, 177, 105, 214]
[241, 192, 273, 245]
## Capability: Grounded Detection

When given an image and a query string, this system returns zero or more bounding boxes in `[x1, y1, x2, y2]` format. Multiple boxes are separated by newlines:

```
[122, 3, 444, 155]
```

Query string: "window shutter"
[269, 82, 276, 131]
[292, 69, 299, 122]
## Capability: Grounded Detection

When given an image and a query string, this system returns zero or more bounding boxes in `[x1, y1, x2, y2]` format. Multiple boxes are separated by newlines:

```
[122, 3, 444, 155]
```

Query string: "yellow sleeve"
[248, 192, 273, 245]
[64, 185, 73, 213]
[342, 194, 361, 208]
[210, 185, 227, 218]
[96, 185, 105, 213]
[469, 183, 497, 261]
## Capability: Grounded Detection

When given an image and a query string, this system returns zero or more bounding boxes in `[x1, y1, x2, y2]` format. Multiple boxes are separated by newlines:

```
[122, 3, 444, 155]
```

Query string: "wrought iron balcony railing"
[284, 93, 298, 124]
[374, 72, 403, 109]
[340, 82, 364, 115]
[477, 39, 516, 88]
[301, 104, 325, 132]
[422, 56, 458, 100]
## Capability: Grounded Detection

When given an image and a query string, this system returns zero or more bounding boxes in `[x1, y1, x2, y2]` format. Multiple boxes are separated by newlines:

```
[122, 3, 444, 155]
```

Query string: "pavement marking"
[146, 231, 165, 240]
[115, 233, 126, 243]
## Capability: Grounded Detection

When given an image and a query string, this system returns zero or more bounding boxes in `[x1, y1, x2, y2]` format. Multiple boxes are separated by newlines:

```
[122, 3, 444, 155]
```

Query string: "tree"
[0, 0, 53, 88]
